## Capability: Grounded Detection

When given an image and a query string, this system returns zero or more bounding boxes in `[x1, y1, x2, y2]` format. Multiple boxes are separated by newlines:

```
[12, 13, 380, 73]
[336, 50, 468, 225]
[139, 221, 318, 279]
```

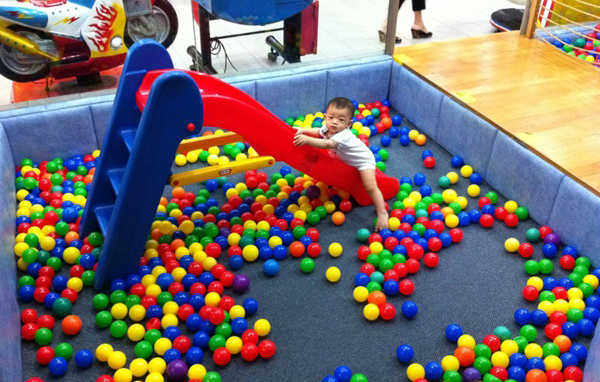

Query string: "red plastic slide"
[137, 70, 400, 206]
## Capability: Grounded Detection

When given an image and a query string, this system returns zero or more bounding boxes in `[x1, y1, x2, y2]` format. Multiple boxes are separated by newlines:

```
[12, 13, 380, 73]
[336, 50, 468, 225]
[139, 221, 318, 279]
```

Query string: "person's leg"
[411, 0, 431, 34]
[359, 169, 389, 232]
[380, 0, 405, 42]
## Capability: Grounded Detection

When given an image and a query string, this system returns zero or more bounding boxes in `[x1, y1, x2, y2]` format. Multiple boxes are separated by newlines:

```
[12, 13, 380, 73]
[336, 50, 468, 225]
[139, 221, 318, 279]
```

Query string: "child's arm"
[293, 134, 336, 149]
[294, 127, 322, 138]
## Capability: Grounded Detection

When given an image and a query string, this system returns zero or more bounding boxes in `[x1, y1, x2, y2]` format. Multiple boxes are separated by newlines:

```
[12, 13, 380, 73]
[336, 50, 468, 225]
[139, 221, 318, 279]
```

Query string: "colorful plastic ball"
[505, 238, 520, 252]
[166, 359, 189, 380]
[62, 314, 82, 335]
[232, 274, 250, 293]
[329, 243, 343, 257]
[462, 367, 482, 382]
[425, 362, 444, 380]
[332, 212, 345, 225]
[49, 357, 68, 376]
[401, 301, 418, 318]
[108, 350, 127, 369]
[96, 343, 114, 362]
[407, 363, 425, 381]
[326, 267, 341, 282]
[458, 335, 476, 349]
[451, 156, 464, 168]
[446, 324, 463, 342]
[263, 259, 279, 277]
[424, 157, 436, 168]
[454, 346, 476, 367]
[300, 258, 315, 273]
[334, 366, 353, 382]
[52, 297, 73, 318]
[396, 344, 414, 363]
[363, 303, 380, 321]
[34, 327, 52, 346]
[515, 309, 532, 325]
[75, 349, 94, 368]
[37, 346, 55, 365]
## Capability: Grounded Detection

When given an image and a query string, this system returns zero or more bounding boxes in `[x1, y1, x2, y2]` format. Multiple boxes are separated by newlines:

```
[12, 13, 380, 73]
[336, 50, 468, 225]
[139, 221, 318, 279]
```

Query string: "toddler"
[293, 97, 389, 231]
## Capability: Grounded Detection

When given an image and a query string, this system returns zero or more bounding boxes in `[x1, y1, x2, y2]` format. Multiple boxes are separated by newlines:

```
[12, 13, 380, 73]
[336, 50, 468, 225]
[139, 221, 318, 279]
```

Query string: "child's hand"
[375, 211, 389, 232]
[293, 127, 304, 136]
[293, 134, 311, 146]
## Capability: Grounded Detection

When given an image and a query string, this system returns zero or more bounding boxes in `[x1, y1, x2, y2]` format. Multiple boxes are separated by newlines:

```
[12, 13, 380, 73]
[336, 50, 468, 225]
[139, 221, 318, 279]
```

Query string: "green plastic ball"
[52, 297, 72, 318]
[520, 325, 537, 342]
[514, 336, 528, 352]
[46, 257, 62, 272]
[524, 260, 539, 275]
[473, 356, 492, 374]
[110, 290, 127, 304]
[379, 149, 388, 161]
[157, 292, 173, 306]
[493, 326, 512, 341]
[110, 320, 127, 338]
[135, 341, 153, 358]
[34, 327, 52, 346]
[209, 334, 226, 351]
[93, 293, 110, 310]
[55, 343, 73, 360]
[18, 275, 35, 288]
[96, 311, 113, 328]
[566, 309, 584, 323]
[543, 343, 560, 357]
[443, 371, 462, 382]
[539, 291, 556, 303]
[22, 248, 38, 264]
[215, 323, 232, 338]
[526, 228, 541, 242]
[515, 207, 529, 220]
[438, 176, 451, 188]
[125, 295, 141, 309]
[376, 162, 386, 172]
[144, 329, 162, 344]
[538, 259, 554, 274]
[485, 191, 498, 204]
[204, 371, 222, 382]
[350, 374, 368, 382]
[366, 281, 382, 293]
[575, 256, 591, 269]
[356, 229, 370, 243]
[300, 258, 315, 273]
[474, 344, 492, 359]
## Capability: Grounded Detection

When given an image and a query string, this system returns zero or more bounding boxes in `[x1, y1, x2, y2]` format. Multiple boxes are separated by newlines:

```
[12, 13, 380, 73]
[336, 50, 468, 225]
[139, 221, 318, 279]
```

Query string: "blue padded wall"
[1, 105, 99, 163]
[389, 64, 444, 138]
[547, 176, 600, 264]
[436, 96, 498, 177]
[0, 123, 20, 382]
[584, 329, 600, 382]
[90, 102, 114, 146]
[325, 59, 392, 105]
[486, 133, 565, 225]
[222, 80, 256, 99]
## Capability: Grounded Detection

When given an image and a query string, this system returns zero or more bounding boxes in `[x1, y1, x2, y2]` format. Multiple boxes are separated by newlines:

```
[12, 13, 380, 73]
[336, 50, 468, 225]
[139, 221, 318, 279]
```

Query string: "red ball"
[96, 376, 114, 382]
[38, 267, 55, 279]
[357, 246, 371, 261]
[428, 237, 443, 251]
[69, 265, 84, 278]
[559, 255, 575, 270]
[480, 214, 495, 228]
[384, 237, 398, 251]
[424, 156, 436, 168]
[544, 323, 562, 340]
[399, 279, 415, 296]
[360, 263, 376, 276]
[539, 226, 553, 239]
[407, 244, 424, 260]
[190, 283, 207, 295]
[22, 323, 39, 340]
[173, 335, 192, 353]
[307, 243, 321, 258]
[393, 263, 408, 278]
[518, 243, 534, 258]
[483, 335, 502, 352]
[211, 264, 226, 279]
[400, 237, 414, 247]
[33, 287, 50, 303]
[241, 329, 259, 344]
[60, 288, 78, 304]
[306, 228, 319, 242]
[380, 303, 396, 321]
[36, 346, 55, 365]
[478, 197, 492, 208]
[21, 309, 38, 324]
[563, 366, 582, 382]
[406, 259, 420, 274]
[205, 243, 221, 258]
[220, 271, 235, 287]
[549, 311, 567, 325]
[258, 340, 277, 359]
[26, 378, 45, 382]
[523, 285, 539, 301]
[545, 370, 564, 382]
[207, 281, 224, 295]
[449, 228, 463, 243]
[368, 233, 383, 244]
[490, 366, 508, 381]
[384, 270, 400, 282]
[339, 200, 353, 212]
[209, 308, 225, 325]
[218, 296, 235, 311]
[552, 287, 568, 300]
[177, 304, 195, 321]
[37, 315, 55, 329]
[146, 317, 161, 331]
[241, 343, 259, 361]
[62, 315, 82, 335]
[423, 253, 439, 268]
[505, 213, 519, 227]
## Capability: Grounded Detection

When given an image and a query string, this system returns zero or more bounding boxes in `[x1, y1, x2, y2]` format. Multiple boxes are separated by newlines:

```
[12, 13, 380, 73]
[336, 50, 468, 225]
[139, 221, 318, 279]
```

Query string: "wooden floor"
[394, 31, 600, 196]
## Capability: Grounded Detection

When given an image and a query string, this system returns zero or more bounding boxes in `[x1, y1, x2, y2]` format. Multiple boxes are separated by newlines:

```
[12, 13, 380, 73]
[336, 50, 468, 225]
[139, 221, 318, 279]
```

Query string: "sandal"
[378, 30, 402, 44]
[411, 28, 433, 39]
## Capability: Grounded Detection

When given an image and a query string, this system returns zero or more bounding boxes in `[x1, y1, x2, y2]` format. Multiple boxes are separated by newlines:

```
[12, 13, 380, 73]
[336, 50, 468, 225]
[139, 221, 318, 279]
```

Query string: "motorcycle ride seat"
[29, 0, 67, 7]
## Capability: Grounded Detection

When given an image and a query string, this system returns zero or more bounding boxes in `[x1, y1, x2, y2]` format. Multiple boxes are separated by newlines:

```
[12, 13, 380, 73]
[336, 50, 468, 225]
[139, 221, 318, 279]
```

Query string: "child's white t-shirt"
[319, 126, 376, 171]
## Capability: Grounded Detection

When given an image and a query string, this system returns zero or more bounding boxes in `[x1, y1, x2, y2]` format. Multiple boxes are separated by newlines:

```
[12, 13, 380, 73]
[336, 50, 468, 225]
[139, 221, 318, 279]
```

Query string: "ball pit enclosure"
[1, 54, 600, 381]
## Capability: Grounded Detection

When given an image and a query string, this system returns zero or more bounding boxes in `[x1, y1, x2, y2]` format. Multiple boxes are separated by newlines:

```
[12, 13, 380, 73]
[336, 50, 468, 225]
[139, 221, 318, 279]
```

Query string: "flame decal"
[87, 4, 117, 52]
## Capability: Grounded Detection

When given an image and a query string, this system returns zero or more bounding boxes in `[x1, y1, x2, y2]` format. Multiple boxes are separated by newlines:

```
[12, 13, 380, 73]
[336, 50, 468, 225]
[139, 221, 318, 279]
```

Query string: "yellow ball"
[202, 257, 216, 271]
[14, 242, 29, 257]
[127, 324, 146, 342]
[162, 301, 179, 316]
[226, 336, 243, 354]
[369, 241, 383, 254]
[93, 149, 101, 158]
[505, 238, 520, 252]
[186, 151, 199, 163]
[175, 154, 187, 167]
[467, 184, 480, 197]
[172, 267, 186, 282]
[456, 196, 468, 209]
[153, 338, 172, 356]
[447, 172, 459, 184]
[229, 305, 246, 319]
[408, 130, 419, 140]
[553, 299, 570, 314]
[161, 314, 178, 330]
[108, 351, 127, 369]
[328, 243, 343, 257]
[326, 267, 341, 282]
[127, 305, 146, 322]
[403, 197, 416, 208]
[63, 247, 80, 264]
[205, 292, 221, 307]
[242, 245, 259, 262]
[207, 154, 219, 165]
[504, 200, 518, 213]
[217, 156, 230, 165]
[567, 288, 583, 300]
[501, 340, 519, 356]
[442, 189, 457, 204]
[409, 191, 422, 202]
[96, 343, 114, 362]
[148, 357, 167, 374]
[544, 355, 562, 370]
[354, 286, 369, 303]
[445, 214, 459, 228]
[111, 303, 128, 320]
[441, 355, 460, 371]
[407, 363, 425, 381]
[527, 276, 544, 291]
[457, 335, 476, 349]
[39, 236, 56, 251]
[491, 351, 510, 368]
[363, 303, 379, 321]
[145, 284, 161, 296]
[113, 368, 133, 382]
[188, 364, 207, 381]
[524, 343, 543, 359]
[208, 146, 220, 155]
[460, 165, 473, 177]
[254, 319, 271, 336]
[130, 358, 149, 377]
[388, 217, 401, 231]
[583, 275, 599, 289]
[568, 298, 585, 311]
[538, 300, 555, 315]
[67, 277, 83, 292]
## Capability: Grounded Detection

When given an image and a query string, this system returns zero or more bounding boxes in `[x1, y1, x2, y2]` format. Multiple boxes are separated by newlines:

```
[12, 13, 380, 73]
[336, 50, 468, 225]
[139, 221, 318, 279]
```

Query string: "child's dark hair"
[327, 97, 355, 118]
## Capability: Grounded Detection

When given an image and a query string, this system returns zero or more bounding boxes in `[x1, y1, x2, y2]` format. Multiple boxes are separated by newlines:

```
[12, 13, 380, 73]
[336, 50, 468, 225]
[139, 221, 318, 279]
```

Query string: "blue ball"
[44, 292, 60, 309]
[577, 318, 594, 336]
[389, 126, 400, 138]
[570, 343, 588, 361]
[49, 357, 68, 376]
[273, 245, 287, 260]
[514, 308, 532, 326]
[74, 349, 93, 368]
[445, 324, 463, 341]
[542, 243, 558, 258]
[381, 135, 392, 147]
[371, 145, 381, 154]
[263, 259, 279, 277]
[419, 185, 432, 197]
[383, 280, 399, 296]
[322, 376, 338, 382]
[193, 331, 210, 349]
[531, 309, 548, 326]
[584, 307, 600, 323]
[562, 245, 578, 257]
[562, 321, 579, 338]
[396, 343, 414, 363]
[400, 135, 411, 146]
[482, 204, 495, 215]
[543, 277, 558, 291]
[421, 150, 433, 159]
[392, 115, 402, 125]
[231, 317, 248, 335]
[163, 348, 181, 363]
[110, 278, 126, 292]
[243, 298, 258, 316]
[188, 294, 204, 310]
[334, 366, 352, 382]
[469, 173, 483, 184]
[451, 156, 463, 168]
[458, 212, 471, 226]
[425, 362, 444, 380]
[147, 305, 163, 319]
[586, 295, 600, 310]
[186, 313, 202, 332]
[400, 127, 410, 136]
[508, 366, 526, 382]
[400, 176, 413, 185]
[509, 353, 528, 368]
[163, 326, 181, 341]
[414, 173, 426, 186]
[558, 277, 574, 290]
[259, 246, 273, 260]
[401, 301, 418, 318]
[156, 273, 175, 289]
[527, 357, 545, 371]
[560, 352, 579, 368]
[354, 273, 370, 287]
[205, 179, 218, 192]
[19, 285, 35, 302]
[186, 347, 204, 365]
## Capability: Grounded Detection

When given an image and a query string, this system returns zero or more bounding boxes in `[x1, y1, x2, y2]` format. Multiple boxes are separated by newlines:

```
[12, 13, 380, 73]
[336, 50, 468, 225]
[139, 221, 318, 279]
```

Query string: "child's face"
[325, 106, 353, 134]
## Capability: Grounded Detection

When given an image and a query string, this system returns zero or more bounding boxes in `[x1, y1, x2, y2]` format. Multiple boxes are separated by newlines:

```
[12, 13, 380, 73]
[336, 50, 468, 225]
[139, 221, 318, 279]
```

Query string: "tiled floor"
[0, 0, 519, 106]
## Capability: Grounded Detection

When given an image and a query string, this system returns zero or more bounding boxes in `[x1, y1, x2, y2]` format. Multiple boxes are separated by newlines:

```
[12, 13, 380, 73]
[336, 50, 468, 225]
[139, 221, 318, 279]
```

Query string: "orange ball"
[172, 187, 186, 199]
[381, 117, 392, 129]
[160, 197, 169, 207]
[367, 291, 387, 307]
[454, 346, 475, 367]
[332, 212, 345, 225]
[84, 174, 94, 184]
[64, 232, 80, 244]
[151, 229, 161, 241]
[553, 335, 572, 353]
[171, 239, 185, 250]
[62, 315, 82, 335]
[289, 242, 305, 257]
[526, 369, 547, 382]
[415, 134, 427, 145]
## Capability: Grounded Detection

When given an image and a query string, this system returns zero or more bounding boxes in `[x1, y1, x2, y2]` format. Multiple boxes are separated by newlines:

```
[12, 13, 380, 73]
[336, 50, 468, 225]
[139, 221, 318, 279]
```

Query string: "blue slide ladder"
[79, 40, 205, 290]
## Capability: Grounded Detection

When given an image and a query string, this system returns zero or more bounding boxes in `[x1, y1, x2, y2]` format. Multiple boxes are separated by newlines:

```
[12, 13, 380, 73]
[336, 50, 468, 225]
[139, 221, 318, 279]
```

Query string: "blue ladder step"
[95, 205, 114, 236]
[121, 129, 137, 152]
[107, 168, 125, 195]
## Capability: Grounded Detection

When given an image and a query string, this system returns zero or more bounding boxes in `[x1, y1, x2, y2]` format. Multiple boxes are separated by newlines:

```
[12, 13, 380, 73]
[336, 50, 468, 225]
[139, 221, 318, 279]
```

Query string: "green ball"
[204, 371, 222, 382]
[292, 226, 306, 239]
[55, 343, 73, 359]
[18, 275, 35, 288]
[485, 191, 498, 204]
[209, 334, 226, 351]
[315, 206, 327, 218]
[438, 176, 451, 188]
[392, 201, 404, 210]
[574, 38, 586, 48]
[366, 254, 380, 268]
[392, 254, 406, 264]
[157, 292, 173, 306]
[34, 327, 53, 346]
[575, 256, 591, 269]
[110, 320, 127, 338]
[520, 325, 537, 342]
[563, 44, 573, 53]
[448, 202, 461, 214]
[96, 311, 113, 328]
[37, 250, 50, 265]
[379, 250, 392, 260]
[21, 158, 33, 167]
[46, 257, 62, 272]
[579, 282, 594, 298]
[515, 207, 529, 220]
[369, 271, 385, 284]
[24, 233, 39, 247]
[538, 259, 554, 274]
[300, 258, 315, 273]
[145, 329, 162, 344]
[568, 272, 583, 287]
[473, 356, 492, 374]
[379, 149, 388, 161]
[22, 248, 38, 264]
[431, 193, 444, 205]
[55, 221, 69, 236]
[400, 183, 412, 193]
[493, 326, 512, 341]
[539, 290, 556, 303]
[443, 371, 462, 382]
[413, 223, 426, 236]
[350, 374, 368, 382]
[357, 229, 370, 243]
[307, 212, 320, 225]
[514, 336, 528, 352]
[52, 297, 72, 318]
[50, 174, 63, 185]
[566, 309, 584, 323]
[524, 260, 539, 275]
[526, 228, 541, 242]
[366, 281, 382, 293]
[135, 340, 154, 359]
[543, 343, 560, 357]
[46, 161, 58, 173]
[285, 117, 295, 126]
[215, 323, 233, 338]
[474, 344, 492, 359]
[396, 191, 409, 201]
[87, 231, 104, 247]
[110, 290, 127, 304]
[483, 375, 502, 382]
[93, 293, 110, 310]
[379, 259, 394, 273]
[81, 270, 95, 286]
[376, 162, 386, 172]
[125, 295, 141, 309]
